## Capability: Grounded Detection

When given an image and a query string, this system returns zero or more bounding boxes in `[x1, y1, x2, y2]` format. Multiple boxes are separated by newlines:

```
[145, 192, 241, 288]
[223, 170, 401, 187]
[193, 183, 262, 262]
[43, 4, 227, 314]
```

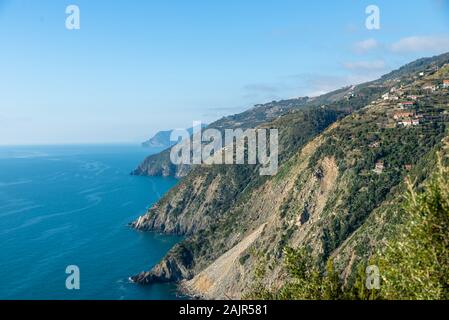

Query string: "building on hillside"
[423, 83, 436, 92]
[400, 120, 412, 126]
[374, 161, 385, 174]
[393, 111, 415, 120]
[400, 101, 416, 109]
[369, 141, 380, 148]
[390, 87, 397, 93]
[443, 80, 449, 88]
[399, 119, 420, 127]
[345, 93, 355, 100]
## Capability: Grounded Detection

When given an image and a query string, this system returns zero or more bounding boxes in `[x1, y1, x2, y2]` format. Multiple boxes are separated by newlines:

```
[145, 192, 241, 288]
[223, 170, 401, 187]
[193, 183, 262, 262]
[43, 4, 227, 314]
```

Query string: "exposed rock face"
[182, 223, 267, 299]
[131, 164, 261, 235]
[131, 53, 449, 299]
[131, 106, 349, 236]
[131, 244, 194, 283]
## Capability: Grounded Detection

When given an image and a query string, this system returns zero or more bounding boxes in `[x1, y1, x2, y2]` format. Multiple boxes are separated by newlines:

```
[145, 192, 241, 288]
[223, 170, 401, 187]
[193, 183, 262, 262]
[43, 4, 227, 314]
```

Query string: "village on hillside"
[346, 62, 449, 175]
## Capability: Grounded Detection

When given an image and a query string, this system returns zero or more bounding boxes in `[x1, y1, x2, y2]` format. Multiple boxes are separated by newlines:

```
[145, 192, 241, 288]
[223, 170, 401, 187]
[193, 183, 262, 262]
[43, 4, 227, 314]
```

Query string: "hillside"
[130, 53, 449, 299]
[132, 97, 311, 177]
[142, 126, 206, 149]
[142, 130, 175, 148]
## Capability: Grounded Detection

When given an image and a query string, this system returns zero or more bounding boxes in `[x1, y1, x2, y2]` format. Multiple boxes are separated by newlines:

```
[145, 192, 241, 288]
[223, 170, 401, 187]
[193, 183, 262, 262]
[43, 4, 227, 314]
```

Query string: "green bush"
[378, 153, 449, 299]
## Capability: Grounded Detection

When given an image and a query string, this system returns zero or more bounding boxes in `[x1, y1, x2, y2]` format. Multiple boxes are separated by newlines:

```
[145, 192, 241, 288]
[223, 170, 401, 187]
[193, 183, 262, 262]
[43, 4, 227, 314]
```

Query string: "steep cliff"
[131, 53, 449, 299]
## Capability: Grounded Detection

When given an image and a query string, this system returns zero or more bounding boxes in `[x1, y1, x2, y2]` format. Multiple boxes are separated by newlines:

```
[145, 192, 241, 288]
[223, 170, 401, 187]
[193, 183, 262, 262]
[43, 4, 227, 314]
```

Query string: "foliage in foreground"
[378, 154, 449, 299]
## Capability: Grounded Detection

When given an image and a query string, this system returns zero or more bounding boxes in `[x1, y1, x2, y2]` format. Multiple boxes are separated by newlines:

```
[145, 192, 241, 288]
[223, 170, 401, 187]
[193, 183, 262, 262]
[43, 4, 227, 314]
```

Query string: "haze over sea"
[0, 145, 180, 300]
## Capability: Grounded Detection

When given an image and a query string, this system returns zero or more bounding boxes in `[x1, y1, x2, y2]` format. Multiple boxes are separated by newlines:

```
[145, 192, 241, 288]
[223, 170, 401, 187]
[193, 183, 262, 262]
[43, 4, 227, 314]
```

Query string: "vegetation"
[248, 148, 449, 300]
[309, 109, 447, 260]
[132, 52, 449, 299]
[378, 152, 449, 299]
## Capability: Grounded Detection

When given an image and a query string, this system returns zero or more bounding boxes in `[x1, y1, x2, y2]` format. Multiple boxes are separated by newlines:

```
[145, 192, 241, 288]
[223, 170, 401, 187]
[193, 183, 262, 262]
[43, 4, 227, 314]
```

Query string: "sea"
[0, 144, 182, 300]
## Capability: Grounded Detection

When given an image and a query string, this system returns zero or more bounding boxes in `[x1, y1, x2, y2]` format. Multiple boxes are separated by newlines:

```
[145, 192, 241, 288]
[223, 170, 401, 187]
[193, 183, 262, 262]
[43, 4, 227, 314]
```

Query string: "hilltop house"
[369, 141, 380, 148]
[423, 83, 436, 92]
[443, 80, 449, 88]
[399, 119, 420, 127]
[382, 92, 398, 101]
[393, 109, 421, 126]
[374, 161, 385, 174]
[393, 111, 415, 120]
[400, 101, 416, 109]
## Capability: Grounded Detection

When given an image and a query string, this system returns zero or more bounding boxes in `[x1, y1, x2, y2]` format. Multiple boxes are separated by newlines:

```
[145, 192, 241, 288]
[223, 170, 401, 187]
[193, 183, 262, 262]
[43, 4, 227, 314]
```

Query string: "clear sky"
[1, 0, 449, 145]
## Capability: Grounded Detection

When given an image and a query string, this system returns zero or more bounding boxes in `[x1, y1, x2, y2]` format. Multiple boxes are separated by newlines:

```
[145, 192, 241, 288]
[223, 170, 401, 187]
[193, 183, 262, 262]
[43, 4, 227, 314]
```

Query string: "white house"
[443, 80, 449, 88]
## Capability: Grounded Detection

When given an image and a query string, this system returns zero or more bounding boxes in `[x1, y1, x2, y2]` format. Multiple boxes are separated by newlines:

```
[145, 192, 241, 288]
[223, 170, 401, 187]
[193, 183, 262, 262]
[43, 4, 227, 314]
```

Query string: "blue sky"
[0, 0, 449, 145]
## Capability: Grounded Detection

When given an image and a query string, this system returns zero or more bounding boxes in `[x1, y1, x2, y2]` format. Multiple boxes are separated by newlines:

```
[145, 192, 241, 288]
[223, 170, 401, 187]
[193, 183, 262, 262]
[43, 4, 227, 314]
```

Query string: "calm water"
[0, 145, 181, 300]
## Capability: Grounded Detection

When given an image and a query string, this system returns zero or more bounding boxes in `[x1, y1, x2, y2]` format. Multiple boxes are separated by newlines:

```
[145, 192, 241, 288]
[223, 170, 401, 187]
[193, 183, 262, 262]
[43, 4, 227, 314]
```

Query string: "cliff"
[131, 53, 449, 299]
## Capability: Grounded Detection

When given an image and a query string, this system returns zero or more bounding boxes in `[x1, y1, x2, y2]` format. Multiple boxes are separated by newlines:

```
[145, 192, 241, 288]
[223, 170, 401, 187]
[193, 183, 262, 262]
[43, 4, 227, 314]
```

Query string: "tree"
[378, 152, 449, 299]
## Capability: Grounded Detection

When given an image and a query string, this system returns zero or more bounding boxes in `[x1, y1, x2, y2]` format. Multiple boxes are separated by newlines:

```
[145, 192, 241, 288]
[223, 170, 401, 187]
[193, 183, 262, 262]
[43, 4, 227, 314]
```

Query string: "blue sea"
[0, 145, 181, 300]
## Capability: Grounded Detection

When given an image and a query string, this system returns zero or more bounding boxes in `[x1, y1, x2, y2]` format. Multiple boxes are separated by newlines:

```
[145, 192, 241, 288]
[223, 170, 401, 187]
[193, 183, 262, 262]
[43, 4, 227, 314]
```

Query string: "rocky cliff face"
[131, 106, 350, 236]
[131, 53, 449, 299]
[131, 243, 195, 283]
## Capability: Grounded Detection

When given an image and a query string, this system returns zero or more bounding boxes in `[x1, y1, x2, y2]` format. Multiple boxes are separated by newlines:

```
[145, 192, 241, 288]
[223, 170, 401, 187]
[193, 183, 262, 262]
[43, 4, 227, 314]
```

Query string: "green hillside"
[131, 53, 449, 300]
